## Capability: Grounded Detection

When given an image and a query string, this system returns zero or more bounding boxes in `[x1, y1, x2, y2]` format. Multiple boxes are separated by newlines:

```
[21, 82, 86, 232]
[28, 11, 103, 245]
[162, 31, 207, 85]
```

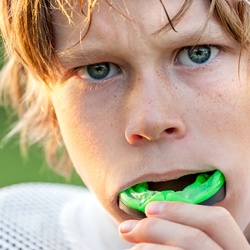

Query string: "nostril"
[165, 127, 176, 134]
[130, 134, 143, 141]
[126, 119, 187, 144]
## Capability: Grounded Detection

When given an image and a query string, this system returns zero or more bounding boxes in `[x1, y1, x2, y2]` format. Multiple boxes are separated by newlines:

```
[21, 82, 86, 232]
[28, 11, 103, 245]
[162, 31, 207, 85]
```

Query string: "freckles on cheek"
[52, 93, 98, 160]
[60, 115, 107, 186]
[52, 78, 121, 162]
[60, 109, 101, 159]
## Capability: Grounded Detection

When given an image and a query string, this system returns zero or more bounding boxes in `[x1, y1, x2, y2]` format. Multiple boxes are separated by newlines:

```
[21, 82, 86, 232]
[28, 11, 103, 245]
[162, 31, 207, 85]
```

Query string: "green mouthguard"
[119, 170, 225, 215]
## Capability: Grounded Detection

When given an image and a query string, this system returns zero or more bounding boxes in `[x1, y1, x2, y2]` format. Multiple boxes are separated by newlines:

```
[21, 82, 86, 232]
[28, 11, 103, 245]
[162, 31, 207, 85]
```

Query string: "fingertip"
[119, 220, 139, 234]
[145, 202, 168, 216]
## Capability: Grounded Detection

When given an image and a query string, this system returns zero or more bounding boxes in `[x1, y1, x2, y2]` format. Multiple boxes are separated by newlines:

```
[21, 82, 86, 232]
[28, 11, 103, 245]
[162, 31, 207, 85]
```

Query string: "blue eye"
[176, 45, 220, 67]
[77, 62, 121, 81]
[87, 63, 110, 79]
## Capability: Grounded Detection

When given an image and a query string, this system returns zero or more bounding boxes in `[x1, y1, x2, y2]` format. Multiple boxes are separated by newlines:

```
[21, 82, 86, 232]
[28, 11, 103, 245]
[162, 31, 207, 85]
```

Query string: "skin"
[50, 0, 250, 248]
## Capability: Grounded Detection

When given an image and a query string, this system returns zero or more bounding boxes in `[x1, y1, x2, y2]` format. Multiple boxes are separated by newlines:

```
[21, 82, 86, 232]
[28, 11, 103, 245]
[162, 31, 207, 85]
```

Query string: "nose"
[125, 75, 187, 145]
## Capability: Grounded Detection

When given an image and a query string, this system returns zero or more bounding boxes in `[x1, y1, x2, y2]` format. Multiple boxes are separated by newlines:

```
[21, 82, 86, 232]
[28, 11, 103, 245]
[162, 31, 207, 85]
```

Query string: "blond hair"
[0, 0, 249, 176]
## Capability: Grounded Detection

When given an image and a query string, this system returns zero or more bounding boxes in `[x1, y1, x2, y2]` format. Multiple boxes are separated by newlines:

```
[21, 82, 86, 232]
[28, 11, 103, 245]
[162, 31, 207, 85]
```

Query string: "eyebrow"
[57, 43, 111, 66]
[154, 19, 224, 43]
[57, 20, 225, 67]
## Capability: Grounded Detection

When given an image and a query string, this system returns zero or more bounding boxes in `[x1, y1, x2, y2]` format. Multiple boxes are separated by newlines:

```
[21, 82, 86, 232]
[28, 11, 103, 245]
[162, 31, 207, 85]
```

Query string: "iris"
[188, 45, 211, 64]
[87, 63, 110, 80]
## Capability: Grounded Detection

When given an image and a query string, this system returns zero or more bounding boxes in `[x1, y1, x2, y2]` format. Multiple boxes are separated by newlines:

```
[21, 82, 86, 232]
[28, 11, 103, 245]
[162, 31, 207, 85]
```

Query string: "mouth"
[147, 172, 199, 192]
[118, 170, 226, 218]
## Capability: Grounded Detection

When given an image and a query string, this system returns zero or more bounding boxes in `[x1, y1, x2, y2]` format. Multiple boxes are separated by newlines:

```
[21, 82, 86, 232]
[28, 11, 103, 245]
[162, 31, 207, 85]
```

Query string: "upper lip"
[120, 168, 216, 192]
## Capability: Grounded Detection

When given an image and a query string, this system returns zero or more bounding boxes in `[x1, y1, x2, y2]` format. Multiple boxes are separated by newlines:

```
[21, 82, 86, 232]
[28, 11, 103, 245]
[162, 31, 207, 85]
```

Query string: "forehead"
[51, 0, 215, 48]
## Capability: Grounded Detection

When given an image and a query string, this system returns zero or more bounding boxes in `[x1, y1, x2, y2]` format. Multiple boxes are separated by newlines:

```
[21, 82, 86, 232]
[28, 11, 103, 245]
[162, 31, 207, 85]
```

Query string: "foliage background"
[0, 41, 83, 188]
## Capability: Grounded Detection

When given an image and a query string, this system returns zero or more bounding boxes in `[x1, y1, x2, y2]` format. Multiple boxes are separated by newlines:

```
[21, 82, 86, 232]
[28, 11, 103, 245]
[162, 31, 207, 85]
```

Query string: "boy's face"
[51, 0, 250, 230]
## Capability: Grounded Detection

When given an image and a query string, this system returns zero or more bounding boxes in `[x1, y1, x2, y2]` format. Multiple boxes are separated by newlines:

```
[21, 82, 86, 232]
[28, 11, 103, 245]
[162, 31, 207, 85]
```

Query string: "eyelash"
[174, 44, 223, 70]
[70, 63, 122, 91]
[69, 44, 223, 90]
[75, 63, 121, 80]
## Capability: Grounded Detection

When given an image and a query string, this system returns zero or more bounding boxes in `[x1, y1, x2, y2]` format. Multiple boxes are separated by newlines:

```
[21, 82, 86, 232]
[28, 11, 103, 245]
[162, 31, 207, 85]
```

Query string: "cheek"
[191, 72, 250, 138]
[52, 96, 130, 217]
[198, 81, 250, 171]
[55, 104, 111, 185]
[206, 91, 250, 229]
[51, 82, 125, 190]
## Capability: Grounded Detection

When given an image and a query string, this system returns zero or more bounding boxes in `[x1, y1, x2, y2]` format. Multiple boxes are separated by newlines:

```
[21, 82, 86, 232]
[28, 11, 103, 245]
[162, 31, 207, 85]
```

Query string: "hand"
[119, 202, 250, 249]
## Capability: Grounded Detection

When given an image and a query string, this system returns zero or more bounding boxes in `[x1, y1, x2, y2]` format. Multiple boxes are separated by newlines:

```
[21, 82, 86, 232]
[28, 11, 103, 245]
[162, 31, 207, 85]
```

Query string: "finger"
[119, 218, 222, 250]
[145, 202, 249, 250]
[127, 243, 184, 250]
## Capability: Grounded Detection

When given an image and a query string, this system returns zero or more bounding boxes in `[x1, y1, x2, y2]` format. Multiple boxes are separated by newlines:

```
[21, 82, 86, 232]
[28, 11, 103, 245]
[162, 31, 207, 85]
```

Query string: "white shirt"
[0, 183, 133, 250]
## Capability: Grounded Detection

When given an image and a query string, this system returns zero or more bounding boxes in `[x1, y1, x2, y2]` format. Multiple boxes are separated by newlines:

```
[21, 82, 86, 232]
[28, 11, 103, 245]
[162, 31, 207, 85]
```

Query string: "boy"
[0, 0, 250, 249]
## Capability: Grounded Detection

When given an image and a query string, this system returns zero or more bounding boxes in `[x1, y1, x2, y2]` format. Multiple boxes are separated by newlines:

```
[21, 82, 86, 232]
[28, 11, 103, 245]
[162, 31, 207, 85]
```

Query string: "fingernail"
[146, 202, 167, 215]
[119, 220, 138, 234]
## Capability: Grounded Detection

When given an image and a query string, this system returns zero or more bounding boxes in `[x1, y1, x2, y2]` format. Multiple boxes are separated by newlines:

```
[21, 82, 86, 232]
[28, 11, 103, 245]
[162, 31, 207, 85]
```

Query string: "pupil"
[188, 46, 211, 64]
[87, 63, 110, 80]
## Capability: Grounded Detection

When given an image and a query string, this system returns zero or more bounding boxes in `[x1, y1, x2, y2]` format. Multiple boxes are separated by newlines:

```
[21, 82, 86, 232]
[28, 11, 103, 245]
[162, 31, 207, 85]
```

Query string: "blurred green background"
[0, 42, 84, 188]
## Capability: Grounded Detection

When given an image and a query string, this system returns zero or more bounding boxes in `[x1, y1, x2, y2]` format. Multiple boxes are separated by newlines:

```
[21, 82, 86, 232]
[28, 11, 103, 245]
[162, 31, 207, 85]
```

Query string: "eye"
[76, 62, 121, 81]
[176, 45, 220, 67]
